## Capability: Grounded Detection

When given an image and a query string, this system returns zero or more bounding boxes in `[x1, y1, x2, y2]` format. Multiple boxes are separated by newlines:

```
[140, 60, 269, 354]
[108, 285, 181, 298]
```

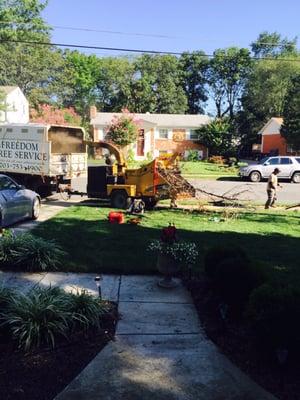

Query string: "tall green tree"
[237, 55, 300, 150]
[0, 0, 63, 105]
[179, 51, 208, 114]
[251, 31, 298, 58]
[208, 47, 252, 120]
[281, 74, 300, 150]
[129, 54, 187, 113]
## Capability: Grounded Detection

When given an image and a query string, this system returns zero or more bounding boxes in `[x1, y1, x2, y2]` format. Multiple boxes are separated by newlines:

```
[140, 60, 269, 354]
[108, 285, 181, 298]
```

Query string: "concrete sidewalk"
[0, 271, 277, 400]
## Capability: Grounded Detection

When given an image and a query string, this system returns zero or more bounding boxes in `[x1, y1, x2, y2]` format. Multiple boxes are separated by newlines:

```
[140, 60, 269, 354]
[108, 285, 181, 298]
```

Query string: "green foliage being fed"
[0, 233, 66, 271]
[281, 74, 300, 151]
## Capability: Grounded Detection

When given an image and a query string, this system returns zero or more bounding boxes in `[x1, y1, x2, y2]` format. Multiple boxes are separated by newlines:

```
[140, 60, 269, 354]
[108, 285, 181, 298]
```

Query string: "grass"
[88, 158, 243, 180]
[31, 206, 300, 277]
[179, 161, 241, 179]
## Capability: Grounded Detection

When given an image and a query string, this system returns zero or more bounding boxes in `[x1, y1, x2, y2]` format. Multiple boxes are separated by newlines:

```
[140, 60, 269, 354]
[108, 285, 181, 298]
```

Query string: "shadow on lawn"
[31, 210, 300, 277]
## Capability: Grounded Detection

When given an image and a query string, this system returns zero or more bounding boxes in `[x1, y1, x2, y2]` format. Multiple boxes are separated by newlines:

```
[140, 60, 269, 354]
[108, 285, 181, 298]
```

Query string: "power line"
[0, 21, 179, 39]
[0, 21, 299, 48]
[1, 38, 300, 62]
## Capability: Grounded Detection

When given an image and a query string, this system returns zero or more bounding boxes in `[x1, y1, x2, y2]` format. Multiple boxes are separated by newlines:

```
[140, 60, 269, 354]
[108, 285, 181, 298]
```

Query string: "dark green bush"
[0, 233, 66, 271]
[66, 289, 109, 331]
[2, 287, 70, 351]
[204, 245, 248, 279]
[214, 257, 265, 313]
[247, 283, 300, 351]
[0, 286, 112, 351]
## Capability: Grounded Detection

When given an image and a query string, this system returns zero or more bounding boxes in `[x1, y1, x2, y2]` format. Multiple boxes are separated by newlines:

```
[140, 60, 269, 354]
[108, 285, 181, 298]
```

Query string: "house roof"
[0, 86, 19, 95]
[258, 117, 283, 135]
[91, 112, 211, 128]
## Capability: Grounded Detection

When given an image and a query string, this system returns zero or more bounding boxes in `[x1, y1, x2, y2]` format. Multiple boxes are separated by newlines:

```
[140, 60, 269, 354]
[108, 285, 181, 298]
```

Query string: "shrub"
[2, 287, 70, 351]
[186, 150, 200, 162]
[247, 283, 300, 351]
[0, 233, 66, 271]
[208, 155, 226, 164]
[214, 257, 265, 312]
[204, 245, 248, 279]
[66, 289, 109, 331]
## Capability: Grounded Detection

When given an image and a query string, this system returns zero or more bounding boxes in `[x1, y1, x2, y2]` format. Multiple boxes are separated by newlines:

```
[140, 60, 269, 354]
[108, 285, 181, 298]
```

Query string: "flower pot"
[156, 253, 180, 288]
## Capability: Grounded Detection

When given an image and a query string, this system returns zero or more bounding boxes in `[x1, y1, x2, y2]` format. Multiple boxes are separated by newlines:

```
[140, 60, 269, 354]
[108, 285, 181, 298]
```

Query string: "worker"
[265, 168, 282, 209]
[127, 198, 145, 214]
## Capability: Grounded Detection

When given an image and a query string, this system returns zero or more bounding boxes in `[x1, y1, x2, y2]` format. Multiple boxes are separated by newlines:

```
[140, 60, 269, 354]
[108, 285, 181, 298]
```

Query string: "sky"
[42, 0, 300, 57]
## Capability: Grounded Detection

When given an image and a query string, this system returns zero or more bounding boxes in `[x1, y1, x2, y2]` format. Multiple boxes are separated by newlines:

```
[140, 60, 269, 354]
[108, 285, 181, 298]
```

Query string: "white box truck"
[0, 123, 87, 196]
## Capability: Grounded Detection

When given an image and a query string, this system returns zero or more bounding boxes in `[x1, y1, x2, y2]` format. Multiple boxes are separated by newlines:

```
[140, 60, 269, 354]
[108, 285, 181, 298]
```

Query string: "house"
[258, 117, 298, 156]
[0, 86, 29, 124]
[90, 107, 210, 160]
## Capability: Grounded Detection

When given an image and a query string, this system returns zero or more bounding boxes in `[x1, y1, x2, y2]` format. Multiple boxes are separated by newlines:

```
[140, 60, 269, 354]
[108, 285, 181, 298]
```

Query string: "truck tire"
[144, 198, 158, 210]
[292, 172, 300, 183]
[32, 197, 41, 220]
[249, 171, 261, 182]
[111, 190, 128, 209]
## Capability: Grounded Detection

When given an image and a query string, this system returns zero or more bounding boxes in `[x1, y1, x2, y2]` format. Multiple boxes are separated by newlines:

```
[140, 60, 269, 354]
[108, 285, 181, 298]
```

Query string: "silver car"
[0, 174, 41, 227]
[239, 156, 300, 183]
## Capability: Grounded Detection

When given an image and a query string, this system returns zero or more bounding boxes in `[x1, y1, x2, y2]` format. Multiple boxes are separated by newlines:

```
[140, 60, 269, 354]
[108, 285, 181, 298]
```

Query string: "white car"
[239, 156, 300, 183]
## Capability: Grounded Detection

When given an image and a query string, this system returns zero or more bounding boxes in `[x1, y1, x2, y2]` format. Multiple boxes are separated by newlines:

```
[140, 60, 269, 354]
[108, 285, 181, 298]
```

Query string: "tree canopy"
[281, 74, 300, 150]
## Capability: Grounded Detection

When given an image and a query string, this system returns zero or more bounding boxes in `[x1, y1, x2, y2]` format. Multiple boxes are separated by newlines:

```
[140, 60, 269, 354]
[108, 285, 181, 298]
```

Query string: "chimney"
[90, 105, 97, 120]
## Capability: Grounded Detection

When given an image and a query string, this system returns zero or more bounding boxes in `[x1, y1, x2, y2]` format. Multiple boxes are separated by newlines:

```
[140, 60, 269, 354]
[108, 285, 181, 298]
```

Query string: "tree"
[196, 118, 234, 156]
[0, 89, 6, 112]
[0, 0, 64, 105]
[281, 75, 300, 150]
[30, 104, 82, 126]
[179, 51, 208, 114]
[237, 55, 300, 152]
[129, 54, 187, 113]
[251, 31, 298, 58]
[105, 109, 141, 147]
[208, 48, 252, 120]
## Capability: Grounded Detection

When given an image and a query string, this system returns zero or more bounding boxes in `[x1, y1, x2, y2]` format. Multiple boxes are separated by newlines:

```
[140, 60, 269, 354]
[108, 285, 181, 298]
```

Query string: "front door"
[137, 129, 145, 157]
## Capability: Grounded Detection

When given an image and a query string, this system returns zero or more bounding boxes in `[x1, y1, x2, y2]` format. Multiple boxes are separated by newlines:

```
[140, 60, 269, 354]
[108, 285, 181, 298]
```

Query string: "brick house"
[90, 107, 210, 160]
[259, 117, 298, 156]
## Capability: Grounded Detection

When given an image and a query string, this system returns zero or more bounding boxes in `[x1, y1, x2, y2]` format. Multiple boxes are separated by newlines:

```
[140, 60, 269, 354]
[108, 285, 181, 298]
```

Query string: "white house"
[0, 86, 29, 124]
[90, 107, 211, 160]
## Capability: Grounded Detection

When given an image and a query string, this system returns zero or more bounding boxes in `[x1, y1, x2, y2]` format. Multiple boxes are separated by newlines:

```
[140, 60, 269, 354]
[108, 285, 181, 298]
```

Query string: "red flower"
[161, 224, 177, 244]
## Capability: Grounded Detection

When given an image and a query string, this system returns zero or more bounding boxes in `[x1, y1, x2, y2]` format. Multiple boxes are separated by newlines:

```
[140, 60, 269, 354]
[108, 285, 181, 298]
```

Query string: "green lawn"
[32, 206, 300, 278]
[88, 158, 243, 180]
[179, 161, 241, 179]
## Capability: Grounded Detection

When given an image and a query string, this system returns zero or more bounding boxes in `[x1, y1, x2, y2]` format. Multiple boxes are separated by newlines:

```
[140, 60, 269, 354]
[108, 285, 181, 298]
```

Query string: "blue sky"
[42, 0, 300, 57]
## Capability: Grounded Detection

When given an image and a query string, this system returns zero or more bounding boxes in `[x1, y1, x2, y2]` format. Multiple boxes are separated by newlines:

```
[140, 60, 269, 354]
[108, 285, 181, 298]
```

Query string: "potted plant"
[148, 224, 198, 288]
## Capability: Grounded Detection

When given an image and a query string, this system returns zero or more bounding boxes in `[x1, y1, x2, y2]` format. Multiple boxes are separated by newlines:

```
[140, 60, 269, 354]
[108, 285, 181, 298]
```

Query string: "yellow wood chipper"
[84, 141, 195, 209]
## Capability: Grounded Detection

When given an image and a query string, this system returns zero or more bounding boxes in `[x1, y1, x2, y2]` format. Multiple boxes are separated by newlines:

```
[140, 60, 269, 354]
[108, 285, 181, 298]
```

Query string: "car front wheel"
[249, 171, 261, 182]
[32, 197, 41, 220]
[292, 172, 300, 183]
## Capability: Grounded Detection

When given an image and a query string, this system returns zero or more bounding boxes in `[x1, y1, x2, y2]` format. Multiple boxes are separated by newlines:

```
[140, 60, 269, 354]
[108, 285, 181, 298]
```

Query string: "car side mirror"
[18, 185, 26, 190]
[263, 162, 269, 166]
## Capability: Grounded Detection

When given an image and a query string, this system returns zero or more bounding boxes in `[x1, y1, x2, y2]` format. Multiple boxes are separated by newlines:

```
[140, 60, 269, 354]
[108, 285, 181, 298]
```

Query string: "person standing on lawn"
[265, 168, 282, 209]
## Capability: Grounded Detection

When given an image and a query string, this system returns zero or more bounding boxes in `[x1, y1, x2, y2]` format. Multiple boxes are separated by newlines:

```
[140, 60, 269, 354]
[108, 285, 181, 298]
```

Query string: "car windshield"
[259, 157, 269, 164]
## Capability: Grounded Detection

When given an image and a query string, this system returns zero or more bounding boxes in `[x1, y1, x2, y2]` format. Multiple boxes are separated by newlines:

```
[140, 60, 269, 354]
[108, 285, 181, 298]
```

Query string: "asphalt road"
[189, 179, 300, 204]
[71, 175, 299, 205]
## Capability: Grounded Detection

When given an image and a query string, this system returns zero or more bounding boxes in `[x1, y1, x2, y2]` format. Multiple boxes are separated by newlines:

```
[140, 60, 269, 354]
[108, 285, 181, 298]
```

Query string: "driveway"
[189, 179, 299, 204]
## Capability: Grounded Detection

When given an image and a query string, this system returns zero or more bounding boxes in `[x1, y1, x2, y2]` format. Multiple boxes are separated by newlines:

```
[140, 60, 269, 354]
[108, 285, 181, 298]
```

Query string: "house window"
[189, 130, 199, 140]
[37, 129, 44, 134]
[159, 129, 168, 139]
[21, 128, 28, 133]
[6, 128, 13, 133]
